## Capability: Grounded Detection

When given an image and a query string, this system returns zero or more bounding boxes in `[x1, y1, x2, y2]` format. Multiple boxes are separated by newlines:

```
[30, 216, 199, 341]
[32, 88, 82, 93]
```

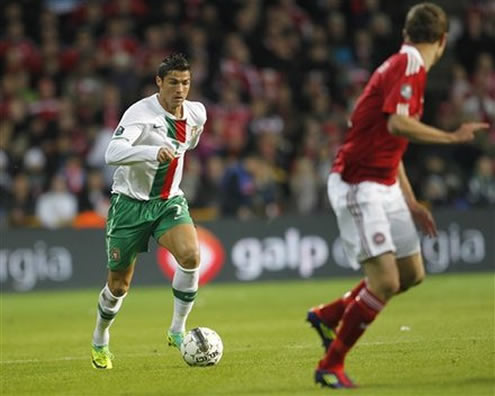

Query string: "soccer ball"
[180, 327, 223, 367]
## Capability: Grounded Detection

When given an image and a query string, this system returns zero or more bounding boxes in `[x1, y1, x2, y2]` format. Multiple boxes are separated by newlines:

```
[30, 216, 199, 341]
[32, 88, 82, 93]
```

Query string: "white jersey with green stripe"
[106, 94, 206, 201]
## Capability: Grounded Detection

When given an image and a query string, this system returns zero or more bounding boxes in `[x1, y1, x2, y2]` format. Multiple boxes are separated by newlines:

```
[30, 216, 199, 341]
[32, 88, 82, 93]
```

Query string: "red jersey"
[332, 44, 427, 185]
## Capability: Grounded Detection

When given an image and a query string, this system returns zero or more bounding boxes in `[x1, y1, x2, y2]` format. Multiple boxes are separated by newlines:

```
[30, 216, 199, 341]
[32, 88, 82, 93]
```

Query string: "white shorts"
[328, 173, 420, 269]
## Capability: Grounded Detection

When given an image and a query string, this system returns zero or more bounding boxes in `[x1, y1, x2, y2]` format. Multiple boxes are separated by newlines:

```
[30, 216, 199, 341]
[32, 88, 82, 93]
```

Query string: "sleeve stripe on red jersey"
[396, 103, 409, 116]
[405, 52, 422, 76]
[400, 45, 424, 77]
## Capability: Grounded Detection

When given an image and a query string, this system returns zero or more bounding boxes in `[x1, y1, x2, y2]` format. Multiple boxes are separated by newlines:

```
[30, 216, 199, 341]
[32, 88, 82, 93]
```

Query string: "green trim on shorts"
[105, 194, 193, 271]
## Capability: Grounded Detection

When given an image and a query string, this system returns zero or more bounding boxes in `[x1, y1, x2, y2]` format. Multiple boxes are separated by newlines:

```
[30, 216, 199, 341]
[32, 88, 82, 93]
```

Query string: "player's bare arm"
[397, 161, 437, 237]
[388, 114, 489, 144]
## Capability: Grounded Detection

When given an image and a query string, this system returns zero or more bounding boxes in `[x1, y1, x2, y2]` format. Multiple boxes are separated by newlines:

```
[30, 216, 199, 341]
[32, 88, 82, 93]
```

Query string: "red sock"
[318, 287, 385, 371]
[316, 279, 367, 328]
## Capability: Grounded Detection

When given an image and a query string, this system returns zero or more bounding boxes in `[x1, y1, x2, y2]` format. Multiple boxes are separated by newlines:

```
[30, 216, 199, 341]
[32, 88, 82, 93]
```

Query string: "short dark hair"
[404, 3, 448, 44]
[157, 53, 191, 78]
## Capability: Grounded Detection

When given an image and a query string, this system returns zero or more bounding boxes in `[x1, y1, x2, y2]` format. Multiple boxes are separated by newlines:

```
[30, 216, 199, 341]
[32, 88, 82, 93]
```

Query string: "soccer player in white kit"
[305, 3, 489, 388]
[91, 54, 206, 369]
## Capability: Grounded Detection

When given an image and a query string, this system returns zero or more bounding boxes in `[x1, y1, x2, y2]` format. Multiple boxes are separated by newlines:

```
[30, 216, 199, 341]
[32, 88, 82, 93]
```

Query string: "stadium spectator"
[78, 167, 109, 215]
[181, 153, 202, 207]
[35, 174, 78, 229]
[23, 147, 47, 198]
[194, 154, 225, 213]
[6, 173, 36, 228]
[220, 155, 257, 219]
[0, 0, 494, 228]
[468, 155, 495, 206]
[290, 156, 319, 214]
[455, 9, 494, 74]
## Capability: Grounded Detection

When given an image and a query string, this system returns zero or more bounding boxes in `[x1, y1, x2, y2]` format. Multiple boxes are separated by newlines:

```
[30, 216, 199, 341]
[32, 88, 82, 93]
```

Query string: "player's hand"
[409, 201, 437, 237]
[452, 122, 490, 143]
[157, 146, 175, 163]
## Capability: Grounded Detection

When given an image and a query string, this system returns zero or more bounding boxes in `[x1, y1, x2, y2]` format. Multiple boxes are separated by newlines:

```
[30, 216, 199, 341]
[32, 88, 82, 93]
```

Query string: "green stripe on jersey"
[149, 116, 181, 199]
[166, 116, 177, 140]
[150, 162, 171, 199]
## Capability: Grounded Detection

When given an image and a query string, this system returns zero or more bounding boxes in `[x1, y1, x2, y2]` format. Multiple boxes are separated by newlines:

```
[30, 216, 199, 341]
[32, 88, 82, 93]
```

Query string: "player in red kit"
[307, 3, 489, 389]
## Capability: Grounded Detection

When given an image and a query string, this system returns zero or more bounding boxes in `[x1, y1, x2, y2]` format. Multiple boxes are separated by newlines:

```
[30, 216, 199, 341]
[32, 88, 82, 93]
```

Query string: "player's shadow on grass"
[208, 386, 322, 395]
[366, 376, 495, 389]
[460, 377, 495, 385]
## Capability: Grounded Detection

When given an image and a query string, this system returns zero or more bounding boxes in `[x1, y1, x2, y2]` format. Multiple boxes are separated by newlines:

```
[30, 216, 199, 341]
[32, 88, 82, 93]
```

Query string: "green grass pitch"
[1, 273, 494, 395]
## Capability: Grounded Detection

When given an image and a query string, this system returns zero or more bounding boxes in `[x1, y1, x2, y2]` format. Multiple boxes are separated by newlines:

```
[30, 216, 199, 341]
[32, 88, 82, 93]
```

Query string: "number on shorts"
[173, 204, 182, 220]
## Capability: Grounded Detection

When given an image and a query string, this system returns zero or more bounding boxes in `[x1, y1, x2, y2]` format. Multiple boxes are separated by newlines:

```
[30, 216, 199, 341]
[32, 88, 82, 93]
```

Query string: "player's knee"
[409, 271, 425, 289]
[379, 278, 401, 300]
[108, 280, 130, 297]
[109, 285, 128, 297]
[177, 248, 200, 270]
[112, 287, 128, 297]
[400, 269, 425, 292]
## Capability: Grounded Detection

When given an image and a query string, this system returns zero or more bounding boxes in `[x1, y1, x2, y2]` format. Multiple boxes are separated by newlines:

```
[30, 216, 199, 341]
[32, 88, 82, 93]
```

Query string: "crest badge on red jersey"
[400, 84, 412, 100]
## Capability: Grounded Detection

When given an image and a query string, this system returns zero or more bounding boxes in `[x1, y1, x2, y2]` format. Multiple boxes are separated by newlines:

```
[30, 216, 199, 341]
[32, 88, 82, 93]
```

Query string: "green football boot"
[91, 345, 114, 369]
[167, 329, 185, 349]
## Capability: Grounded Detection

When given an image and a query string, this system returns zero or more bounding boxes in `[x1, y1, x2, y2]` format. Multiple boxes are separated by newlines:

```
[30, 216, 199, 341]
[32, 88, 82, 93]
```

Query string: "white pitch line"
[359, 336, 488, 346]
[0, 352, 167, 365]
[0, 337, 490, 365]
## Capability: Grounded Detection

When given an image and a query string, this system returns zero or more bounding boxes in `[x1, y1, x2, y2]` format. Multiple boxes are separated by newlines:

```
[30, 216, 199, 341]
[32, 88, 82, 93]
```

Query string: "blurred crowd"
[0, 0, 494, 229]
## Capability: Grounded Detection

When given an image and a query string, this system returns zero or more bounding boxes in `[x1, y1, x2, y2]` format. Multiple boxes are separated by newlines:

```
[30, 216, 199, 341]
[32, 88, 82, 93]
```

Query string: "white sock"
[92, 284, 126, 347]
[170, 265, 199, 333]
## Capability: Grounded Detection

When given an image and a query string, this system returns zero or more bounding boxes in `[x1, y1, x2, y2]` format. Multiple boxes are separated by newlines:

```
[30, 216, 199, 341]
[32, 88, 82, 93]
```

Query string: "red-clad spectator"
[0, 0, 492, 227]
[97, 18, 139, 65]
[183, 0, 204, 22]
[207, 87, 251, 155]
[136, 24, 174, 77]
[475, 53, 495, 98]
[29, 77, 59, 121]
[0, 21, 41, 73]
[70, 1, 105, 34]
[62, 156, 86, 195]
[455, 8, 495, 74]
[104, 0, 149, 18]
[348, 0, 381, 28]
[0, 74, 18, 121]
[60, 29, 97, 72]
[39, 35, 63, 78]
[279, 0, 312, 38]
[220, 33, 262, 99]
[463, 66, 495, 124]
[98, 84, 122, 130]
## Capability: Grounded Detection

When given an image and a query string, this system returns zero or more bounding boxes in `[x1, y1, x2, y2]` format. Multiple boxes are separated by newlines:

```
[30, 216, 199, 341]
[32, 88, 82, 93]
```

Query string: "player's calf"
[397, 253, 425, 293]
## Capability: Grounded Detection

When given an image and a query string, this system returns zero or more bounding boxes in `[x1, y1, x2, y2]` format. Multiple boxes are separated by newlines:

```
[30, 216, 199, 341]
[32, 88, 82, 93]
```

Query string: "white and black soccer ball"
[180, 327, 223, 367]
